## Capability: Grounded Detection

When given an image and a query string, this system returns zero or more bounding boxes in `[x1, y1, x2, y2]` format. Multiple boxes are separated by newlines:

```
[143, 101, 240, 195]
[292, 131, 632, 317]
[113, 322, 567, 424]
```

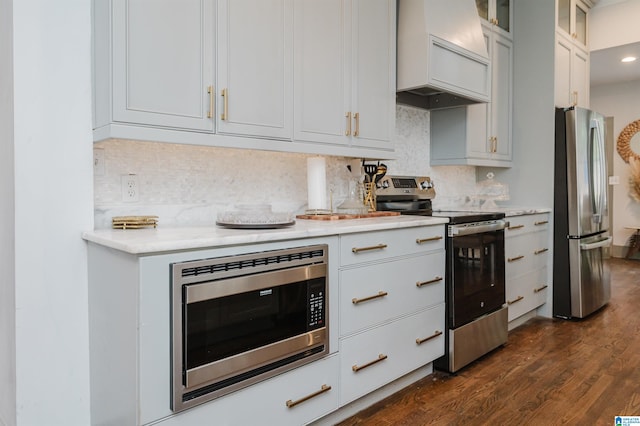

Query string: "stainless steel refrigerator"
[553, 106, 612, 319]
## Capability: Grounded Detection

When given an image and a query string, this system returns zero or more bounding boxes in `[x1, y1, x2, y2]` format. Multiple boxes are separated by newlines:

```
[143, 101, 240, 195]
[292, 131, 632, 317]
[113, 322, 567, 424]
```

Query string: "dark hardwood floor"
[338, 258, 640, 426]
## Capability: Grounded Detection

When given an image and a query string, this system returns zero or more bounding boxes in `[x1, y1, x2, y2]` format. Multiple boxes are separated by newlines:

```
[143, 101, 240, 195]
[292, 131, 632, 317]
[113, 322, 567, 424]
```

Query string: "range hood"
[397, 0, 491, 110]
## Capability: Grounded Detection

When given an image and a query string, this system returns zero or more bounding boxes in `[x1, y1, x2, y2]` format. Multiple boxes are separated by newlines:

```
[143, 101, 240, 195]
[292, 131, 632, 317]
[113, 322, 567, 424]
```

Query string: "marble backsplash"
[93, 105, 476, 229]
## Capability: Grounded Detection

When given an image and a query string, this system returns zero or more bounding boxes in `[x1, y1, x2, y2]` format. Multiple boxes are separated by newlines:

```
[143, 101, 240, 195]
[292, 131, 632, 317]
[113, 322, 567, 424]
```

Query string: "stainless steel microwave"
[171, 245, 329, 412]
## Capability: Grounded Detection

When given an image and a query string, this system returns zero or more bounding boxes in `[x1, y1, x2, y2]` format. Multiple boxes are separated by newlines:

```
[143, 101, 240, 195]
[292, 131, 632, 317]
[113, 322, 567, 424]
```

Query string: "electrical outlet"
[93, 148, 105, 176]
[121, 174, 139, 202]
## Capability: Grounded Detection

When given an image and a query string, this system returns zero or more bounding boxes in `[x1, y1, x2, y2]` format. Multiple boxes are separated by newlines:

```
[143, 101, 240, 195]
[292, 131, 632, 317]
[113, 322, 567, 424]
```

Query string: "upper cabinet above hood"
[396, 0, 491, 110]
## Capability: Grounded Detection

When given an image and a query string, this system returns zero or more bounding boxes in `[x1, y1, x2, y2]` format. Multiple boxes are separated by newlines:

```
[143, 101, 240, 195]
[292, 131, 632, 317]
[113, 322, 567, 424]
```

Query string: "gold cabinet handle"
[352, 291, 388, 305]
[508, 255, 525, 262]
[416, 276, 443, 288]
[572, 91, 578, 106]
[220, 88, 228, 120]
[534, 220, 549, 226]
[534, 248, 549, 255]
[534, 284, 549, 293]
[352, 244, 387, 253]
[345, 112, 352, 136]
[207, 85, 214, 119]
[416, 330, 443, 345]
[353, 112, 360, 137]
[285, 384, 331, 408]
[352, 354, 387, 372]
[416, 236, 443, 244]
[508, 295, 524, 305]
[507, 224, 524, 230]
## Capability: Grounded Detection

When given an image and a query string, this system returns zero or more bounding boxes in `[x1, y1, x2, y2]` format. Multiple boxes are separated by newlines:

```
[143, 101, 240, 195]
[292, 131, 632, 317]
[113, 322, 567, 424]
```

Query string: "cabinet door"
[555, 35, 573, 107]
[112, 0, 215, 131]
[217, 0, 293, 139]
[293, 0, 349, 145]
[572, 46, 589, 108]
[490, 31, 512, 160]
[350, 0, 395, 150]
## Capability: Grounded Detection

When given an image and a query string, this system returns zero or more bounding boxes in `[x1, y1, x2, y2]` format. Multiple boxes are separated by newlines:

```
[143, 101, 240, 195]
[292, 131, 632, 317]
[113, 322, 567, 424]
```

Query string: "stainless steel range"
[376, 175, 508, 373]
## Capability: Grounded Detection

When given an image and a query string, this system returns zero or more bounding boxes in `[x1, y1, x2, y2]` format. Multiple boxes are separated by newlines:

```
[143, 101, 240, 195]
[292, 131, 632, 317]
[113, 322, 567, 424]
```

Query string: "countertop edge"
[83, 216, 449, 255]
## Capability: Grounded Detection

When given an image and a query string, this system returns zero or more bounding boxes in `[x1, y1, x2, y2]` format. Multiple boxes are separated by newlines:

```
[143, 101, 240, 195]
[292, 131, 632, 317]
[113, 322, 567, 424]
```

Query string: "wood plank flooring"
[337, 258, 640, 426]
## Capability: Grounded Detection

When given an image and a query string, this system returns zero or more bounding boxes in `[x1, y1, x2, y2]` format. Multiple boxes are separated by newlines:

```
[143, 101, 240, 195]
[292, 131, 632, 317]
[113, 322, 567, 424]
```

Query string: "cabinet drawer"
[156, 355, 339, 426]
[505, 232, 550, 279]
[505, 214, 550, 237]
[339, 304, 445, 405]
[506, 267, 549, 322]
[340, 252, 445, 336]
[340, 226, 444, 266]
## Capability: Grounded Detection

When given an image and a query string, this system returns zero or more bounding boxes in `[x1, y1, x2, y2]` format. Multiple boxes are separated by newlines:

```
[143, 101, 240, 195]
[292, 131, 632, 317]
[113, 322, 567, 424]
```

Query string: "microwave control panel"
[308, 279, 325, 329]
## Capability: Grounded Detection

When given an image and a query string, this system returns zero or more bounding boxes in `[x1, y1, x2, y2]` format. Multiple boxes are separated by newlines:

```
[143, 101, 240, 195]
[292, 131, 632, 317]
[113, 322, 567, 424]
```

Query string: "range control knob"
[419, 179, 433, 190]
[378, 180, 390, 189]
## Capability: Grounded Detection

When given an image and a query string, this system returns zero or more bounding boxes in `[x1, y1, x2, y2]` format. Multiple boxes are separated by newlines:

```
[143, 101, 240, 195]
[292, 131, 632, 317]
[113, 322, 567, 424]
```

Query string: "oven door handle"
[449, 220, 507, 237]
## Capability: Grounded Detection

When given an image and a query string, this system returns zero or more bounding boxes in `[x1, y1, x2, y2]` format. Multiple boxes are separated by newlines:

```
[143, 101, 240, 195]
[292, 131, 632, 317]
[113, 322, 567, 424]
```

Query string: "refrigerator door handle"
[589, 118, 607, 224]
[580, 236, 612, 251]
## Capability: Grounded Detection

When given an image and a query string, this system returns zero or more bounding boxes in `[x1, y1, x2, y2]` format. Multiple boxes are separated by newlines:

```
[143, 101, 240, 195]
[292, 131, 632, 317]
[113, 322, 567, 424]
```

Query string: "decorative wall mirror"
[617, 119, 640, 163]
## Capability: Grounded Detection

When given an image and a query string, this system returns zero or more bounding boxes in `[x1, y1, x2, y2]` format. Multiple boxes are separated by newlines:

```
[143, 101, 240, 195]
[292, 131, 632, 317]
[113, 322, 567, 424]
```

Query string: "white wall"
[0, 0, 16, 424]
[590, 0, 640, 51]
[12, 0, 93, 424]
[591, 81, 640, 251]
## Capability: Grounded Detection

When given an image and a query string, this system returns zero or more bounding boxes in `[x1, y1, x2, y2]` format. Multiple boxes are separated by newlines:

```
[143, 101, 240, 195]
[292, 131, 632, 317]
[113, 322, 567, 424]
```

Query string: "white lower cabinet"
[337, 225, 446, 406]
[87, 225, 446, 426]
[505, 213, 551, 322]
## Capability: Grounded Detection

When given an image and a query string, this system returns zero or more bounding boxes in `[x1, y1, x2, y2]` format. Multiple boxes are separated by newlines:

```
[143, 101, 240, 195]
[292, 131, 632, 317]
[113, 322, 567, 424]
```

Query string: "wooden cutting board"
[296, 211, 400, 221]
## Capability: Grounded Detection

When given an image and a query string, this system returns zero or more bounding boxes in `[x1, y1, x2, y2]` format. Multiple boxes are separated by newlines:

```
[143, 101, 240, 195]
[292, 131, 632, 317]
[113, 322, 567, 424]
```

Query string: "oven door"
[448, 221, 506, 329]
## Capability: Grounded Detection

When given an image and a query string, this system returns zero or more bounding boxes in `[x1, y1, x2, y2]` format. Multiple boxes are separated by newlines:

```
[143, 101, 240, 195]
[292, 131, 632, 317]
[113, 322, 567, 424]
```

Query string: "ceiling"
[591, 41, 640, 87]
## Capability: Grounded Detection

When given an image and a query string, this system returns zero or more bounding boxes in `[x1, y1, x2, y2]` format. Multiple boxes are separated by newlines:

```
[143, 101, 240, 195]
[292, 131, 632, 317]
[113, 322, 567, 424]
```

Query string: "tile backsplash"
[93, 105, 476, 228]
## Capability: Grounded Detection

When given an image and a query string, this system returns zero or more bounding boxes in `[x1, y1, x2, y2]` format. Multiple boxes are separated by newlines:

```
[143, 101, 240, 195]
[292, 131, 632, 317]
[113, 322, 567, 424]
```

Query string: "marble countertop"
[83, 215, 449, 255]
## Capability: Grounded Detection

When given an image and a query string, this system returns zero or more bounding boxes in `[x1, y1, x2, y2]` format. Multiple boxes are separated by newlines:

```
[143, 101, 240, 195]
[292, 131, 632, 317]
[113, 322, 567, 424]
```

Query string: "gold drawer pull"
[220, 88, 228, 120]
[508, 295, 524, 305]
[507, 224, 525, 230]
[352, 244, 387, 253]
[285, 384, 331, 408]
[534, 220, 549, 226]
[352, 354, 387, 373]
[352, 291, 388, 305]
[416, 330, 443, 345]
[416, 236, 443, 244]
[345, 112, 352, 136]
[534, 248, 549, 255]
[508, 255, 525, 262]
[207, 85, 214, 119]
[416, 276, 443, 287]
[353, 112, 360, 137]
[534, 284, 549, 293]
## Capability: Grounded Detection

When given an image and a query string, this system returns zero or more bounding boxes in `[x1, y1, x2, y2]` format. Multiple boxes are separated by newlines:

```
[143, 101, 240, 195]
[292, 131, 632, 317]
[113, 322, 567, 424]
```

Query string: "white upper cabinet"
[93, 0, 394, 158]
[293, 0, 395, 151]
[555, 0, 590, 108]
[557, 0, 588, 50]
[100, 0, 215, 132]
[216, 0, 293, 139]
[430, 17, 512, 167]
[476, 0, 512, 36]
